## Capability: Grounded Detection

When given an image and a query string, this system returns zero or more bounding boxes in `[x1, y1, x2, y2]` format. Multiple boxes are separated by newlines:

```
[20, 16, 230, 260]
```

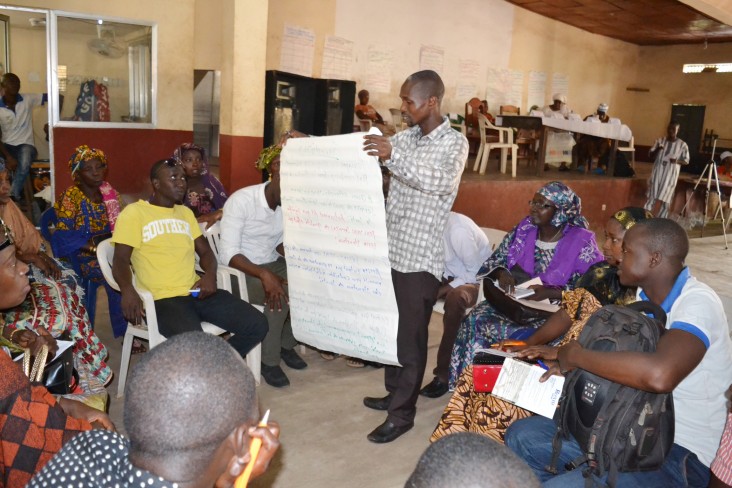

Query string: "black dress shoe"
[281, 348, 308, 370]
[367, 419, 414, 443]
[363, 394, 392, 411]
[261, 364, 290, 388]
[419, 377, 449, 398]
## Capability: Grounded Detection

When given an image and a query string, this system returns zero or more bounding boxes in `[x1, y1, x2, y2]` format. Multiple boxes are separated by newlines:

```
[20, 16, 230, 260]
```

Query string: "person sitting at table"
[448, 181, 603, 388]
[355, 89, 396, 136]
[574, 103, 612, 172]
[542, 93, 570, 119]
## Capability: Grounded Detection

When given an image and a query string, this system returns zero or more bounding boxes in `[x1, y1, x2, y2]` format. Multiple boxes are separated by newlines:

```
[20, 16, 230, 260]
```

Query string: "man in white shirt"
[506, 218, 732, 487]
[219, 148, 306, 388]
[420, 212, 491, 398]
[0, 73, 45, 201]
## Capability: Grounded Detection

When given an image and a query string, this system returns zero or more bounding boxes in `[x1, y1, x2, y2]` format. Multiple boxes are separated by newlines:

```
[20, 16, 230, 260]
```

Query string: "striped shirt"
[384, 117, 468, 279]
[647, 137, 690, 204]
[712, 413, 732, 484]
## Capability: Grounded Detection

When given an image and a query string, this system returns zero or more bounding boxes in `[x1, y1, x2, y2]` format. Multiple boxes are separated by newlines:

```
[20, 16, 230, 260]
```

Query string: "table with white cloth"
[498, 115, 633, 176]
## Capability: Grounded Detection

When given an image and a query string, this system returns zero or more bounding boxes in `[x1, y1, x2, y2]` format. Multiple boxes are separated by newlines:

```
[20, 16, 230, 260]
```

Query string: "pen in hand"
[234, 409, 271, 488]
[537, 360, 549, 371]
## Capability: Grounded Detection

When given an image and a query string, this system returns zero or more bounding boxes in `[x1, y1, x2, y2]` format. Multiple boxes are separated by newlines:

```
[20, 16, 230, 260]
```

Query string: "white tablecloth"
[541, 117, 632, 142]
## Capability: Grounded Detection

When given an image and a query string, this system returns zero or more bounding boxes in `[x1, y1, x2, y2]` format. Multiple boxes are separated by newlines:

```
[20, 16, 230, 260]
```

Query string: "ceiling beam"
[680, 0, 732, 26]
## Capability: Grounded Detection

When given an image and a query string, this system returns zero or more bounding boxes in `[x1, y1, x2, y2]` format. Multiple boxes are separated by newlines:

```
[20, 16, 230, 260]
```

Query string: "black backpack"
[547, 301, 674, 487]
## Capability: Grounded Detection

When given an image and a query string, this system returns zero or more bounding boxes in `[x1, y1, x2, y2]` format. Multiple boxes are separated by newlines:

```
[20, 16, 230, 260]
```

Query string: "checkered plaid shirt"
[384, 117, 468, 279]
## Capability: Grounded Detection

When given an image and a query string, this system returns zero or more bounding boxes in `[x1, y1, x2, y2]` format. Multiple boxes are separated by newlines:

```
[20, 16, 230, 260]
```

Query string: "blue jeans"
[6, 143, 38, 199]
[505, 416, 710, 487]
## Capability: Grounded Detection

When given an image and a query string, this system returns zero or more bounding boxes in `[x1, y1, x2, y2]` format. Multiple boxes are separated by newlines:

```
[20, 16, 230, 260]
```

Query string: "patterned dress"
[449, 218, 603, 388]
[433, 263, 636, 444]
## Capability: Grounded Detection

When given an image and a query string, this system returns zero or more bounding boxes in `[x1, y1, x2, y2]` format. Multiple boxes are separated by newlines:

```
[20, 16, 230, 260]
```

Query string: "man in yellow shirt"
[111, 159, 267, 358]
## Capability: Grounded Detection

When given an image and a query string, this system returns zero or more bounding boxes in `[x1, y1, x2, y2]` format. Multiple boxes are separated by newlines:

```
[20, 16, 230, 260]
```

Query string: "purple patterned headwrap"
[537, 181, 589, 229]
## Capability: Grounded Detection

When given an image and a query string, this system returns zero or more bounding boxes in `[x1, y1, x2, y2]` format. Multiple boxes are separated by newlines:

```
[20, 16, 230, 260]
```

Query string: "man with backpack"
[505, 218, 732, 487]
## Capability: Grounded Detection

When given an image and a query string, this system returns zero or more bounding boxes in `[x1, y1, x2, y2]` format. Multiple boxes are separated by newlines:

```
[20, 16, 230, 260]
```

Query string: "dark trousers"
[154, 290, 268, 358]
[433, 283, 480, 382]
[385, 269, 439, 427]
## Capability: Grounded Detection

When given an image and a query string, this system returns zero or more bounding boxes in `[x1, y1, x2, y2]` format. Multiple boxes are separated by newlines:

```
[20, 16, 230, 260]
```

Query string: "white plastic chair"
[432, 227, 507, 314]
[389, 108, 405, 132]
[474, 114, 518, 177]
[97, 239, 261, 397]
[200, 222, 306, 358]
[617, 136, 636, 168]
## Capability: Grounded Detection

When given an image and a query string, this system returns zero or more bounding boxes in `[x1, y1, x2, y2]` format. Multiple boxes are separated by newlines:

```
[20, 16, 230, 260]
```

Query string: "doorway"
[193, 70, 220, 167]
[671, 104, 705, 171]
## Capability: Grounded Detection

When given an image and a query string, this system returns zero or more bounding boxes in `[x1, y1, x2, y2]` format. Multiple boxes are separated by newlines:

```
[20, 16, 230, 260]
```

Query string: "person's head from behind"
[400, 70, 444, 127]
[603, 207, 653, 266]
[124, 332, 261, 486]
[0, 218, 30, 309]
[358, 89, 369, 105]
[0, 73, 20, 97]
[667, 120, 680, 140]
[405, 432, 540, 488]
[68, 145, 108, 190]
[618, 218, 688, 288]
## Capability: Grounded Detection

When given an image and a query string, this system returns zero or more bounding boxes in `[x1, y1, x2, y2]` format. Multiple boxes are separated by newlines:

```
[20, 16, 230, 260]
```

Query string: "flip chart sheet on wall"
[280, 24, 315, 77]
[281, 130, 400, 365]
[322, 36, 354, 80]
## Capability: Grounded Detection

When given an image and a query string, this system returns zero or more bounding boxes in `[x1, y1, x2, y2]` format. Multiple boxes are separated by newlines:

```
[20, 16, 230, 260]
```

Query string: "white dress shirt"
[443, 212, 492, 288]
[219, 182, 283, 266]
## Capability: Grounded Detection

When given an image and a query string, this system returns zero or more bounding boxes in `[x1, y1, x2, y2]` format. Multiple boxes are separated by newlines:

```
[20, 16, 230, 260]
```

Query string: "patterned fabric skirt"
[1, 266, 111, 386]
[449, 300, 544, 388]
[431, 365, 533, 444]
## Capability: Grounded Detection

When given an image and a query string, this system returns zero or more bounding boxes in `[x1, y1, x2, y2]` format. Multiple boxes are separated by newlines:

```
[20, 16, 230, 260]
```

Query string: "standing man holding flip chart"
[361, 70, 469, 444]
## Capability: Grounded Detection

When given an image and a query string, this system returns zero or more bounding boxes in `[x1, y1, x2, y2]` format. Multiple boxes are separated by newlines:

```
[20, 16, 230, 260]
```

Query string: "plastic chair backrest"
[480, 227, 507, 252]
[389, 108, 403, 131]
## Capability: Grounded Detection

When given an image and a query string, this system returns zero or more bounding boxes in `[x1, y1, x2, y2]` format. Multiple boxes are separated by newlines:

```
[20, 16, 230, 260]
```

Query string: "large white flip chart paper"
[281, 131, 400, 366]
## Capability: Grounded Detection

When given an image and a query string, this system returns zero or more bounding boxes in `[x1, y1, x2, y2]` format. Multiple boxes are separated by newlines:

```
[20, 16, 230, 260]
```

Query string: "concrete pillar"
[219, 0, 268, 191]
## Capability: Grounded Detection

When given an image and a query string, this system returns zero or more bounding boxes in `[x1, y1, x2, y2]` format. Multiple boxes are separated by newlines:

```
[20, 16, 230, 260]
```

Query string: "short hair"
[405, 70, 445, 103]
[631, 218, 689, 262]
[124, 332, 257, 461]
[149, 158, 177, 182]
[1, 73, 19, 87]
[358, 89, 368, 98]
[405, 433, 540, 488]
[669, 120, 680, 128]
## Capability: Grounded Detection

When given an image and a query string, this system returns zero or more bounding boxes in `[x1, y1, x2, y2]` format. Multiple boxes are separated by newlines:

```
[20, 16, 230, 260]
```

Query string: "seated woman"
[355, 89, 396, 136]
[0, 166, 112, 386]
[449, 181, 603, 387]
[51, 145, 129, 346]
[433, 207, 652, 444]
[0, 219, 114, 488]
[173, 142, 228, 229]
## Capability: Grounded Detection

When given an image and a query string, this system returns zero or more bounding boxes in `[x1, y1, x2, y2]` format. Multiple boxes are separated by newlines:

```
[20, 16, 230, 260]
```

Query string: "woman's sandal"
[131, 338, 147, 355]
[345, 357, 366, 368]
[320, 351, 338, 361]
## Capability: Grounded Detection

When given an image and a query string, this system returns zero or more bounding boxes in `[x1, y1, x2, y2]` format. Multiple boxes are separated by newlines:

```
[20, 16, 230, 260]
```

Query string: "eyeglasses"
[528, 200, 555, 210]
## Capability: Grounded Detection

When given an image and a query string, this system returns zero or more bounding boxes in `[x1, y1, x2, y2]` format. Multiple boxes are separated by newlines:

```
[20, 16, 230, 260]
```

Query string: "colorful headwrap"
[255, 145, 282, 171]
[172, 142, 228, 210]
[537, 181, 589, 229]
[68, 145, 108, 176]
[612, 207, 653, 231]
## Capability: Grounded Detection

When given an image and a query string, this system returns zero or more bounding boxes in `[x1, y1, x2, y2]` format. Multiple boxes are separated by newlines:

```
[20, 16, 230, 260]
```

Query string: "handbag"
[473, 351, 506, 393]
[22, 343, 78, 395]
[482, 266, 553, 325]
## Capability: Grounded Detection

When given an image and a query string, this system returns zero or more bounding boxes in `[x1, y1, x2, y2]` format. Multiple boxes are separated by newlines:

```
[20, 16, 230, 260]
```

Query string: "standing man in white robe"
[644, 121, 689, 218]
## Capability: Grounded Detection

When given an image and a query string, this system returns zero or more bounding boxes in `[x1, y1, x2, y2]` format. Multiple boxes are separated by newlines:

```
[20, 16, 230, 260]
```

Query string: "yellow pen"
[234, 409, 270, 488]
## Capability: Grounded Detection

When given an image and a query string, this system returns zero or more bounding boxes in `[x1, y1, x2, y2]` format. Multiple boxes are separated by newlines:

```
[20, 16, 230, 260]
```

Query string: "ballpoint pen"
[537, 359, 549, 371]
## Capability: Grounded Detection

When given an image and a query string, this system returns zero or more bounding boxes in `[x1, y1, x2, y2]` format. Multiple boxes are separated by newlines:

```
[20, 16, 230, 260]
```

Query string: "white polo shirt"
[0, 93, 46, 146]
[219, 182, 283, 266]
[638, 267, 732, 466]
[443, 212, 492, 288]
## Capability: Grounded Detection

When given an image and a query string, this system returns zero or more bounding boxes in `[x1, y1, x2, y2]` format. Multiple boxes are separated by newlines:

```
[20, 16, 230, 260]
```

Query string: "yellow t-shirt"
[111, 200, 202, 300]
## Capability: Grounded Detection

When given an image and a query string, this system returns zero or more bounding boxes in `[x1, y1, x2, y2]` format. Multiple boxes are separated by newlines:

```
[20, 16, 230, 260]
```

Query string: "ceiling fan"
[87, 25, 127, 59]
